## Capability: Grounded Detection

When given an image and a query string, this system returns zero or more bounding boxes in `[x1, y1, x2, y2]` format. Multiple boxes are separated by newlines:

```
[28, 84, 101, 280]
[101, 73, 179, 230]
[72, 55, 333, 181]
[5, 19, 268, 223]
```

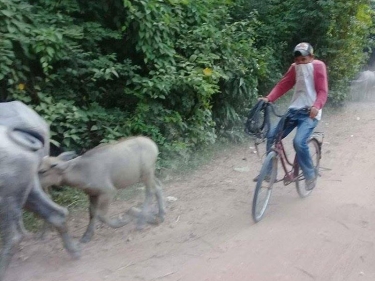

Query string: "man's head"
[293, 42, 314, 64]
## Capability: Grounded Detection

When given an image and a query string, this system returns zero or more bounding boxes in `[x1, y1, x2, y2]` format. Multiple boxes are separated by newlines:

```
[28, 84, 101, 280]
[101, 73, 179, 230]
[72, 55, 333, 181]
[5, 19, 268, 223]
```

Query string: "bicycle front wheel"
[296, 137, 321, 198]
[252, 151, 278, 223]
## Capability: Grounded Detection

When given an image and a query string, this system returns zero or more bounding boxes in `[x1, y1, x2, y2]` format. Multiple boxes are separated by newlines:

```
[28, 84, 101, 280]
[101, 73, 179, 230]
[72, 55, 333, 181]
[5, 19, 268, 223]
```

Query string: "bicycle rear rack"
[311, 131, 324, 143]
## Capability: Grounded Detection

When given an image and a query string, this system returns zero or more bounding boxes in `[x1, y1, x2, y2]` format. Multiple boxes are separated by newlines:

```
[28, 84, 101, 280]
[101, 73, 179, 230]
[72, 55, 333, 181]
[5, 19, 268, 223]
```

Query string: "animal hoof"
[155, 211, 165, 224]
[70, 250, 81, 260]
[146, 215, 159, 225]
[71, 251, 81, 260]
[128, 207, 142, 217]
[68, 243, 81, 260]
[21, 230, 33, 240]
[37, 231, 48, 240]
[157, 215, 165, 224]
[80, 235, 92, 244]
[136, 222, 146, 231]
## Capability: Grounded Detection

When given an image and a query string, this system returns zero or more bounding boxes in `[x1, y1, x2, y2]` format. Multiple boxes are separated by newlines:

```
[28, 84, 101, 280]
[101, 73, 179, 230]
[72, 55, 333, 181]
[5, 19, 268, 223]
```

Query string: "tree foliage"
[233, 0, 374, 103]
[0, 0, 373, 163]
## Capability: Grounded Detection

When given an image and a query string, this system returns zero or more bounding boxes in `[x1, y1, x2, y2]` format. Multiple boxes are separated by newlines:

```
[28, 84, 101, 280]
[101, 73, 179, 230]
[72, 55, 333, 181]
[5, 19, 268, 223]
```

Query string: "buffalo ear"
[55, 161, 71, 172]
[57, 151, 77, 161]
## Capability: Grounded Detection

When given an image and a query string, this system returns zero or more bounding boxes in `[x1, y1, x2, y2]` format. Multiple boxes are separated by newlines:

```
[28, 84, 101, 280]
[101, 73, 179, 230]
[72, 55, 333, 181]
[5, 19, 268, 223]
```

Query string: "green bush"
[0, 0, 373, 159]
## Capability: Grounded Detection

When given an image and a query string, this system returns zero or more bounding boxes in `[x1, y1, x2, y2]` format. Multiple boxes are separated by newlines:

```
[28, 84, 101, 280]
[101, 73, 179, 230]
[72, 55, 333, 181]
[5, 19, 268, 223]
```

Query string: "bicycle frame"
[272, 131, 324, 186]
[272, 139, 301, 185]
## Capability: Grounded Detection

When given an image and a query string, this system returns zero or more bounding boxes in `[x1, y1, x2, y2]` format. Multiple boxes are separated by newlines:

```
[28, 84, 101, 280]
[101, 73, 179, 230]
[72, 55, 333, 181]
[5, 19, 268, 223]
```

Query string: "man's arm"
[313, 61, 328, 109]
[266, 64, 296, 102]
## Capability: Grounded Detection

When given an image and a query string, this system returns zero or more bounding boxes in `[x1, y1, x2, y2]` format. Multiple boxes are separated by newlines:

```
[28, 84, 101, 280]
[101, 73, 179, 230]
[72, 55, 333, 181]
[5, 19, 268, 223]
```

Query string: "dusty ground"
[5, 101, 375, 281]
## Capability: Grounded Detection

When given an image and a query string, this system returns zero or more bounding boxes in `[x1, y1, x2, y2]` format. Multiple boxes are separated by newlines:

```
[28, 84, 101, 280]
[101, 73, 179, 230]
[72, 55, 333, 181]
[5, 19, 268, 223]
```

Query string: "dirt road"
[6, 101, 375, 281]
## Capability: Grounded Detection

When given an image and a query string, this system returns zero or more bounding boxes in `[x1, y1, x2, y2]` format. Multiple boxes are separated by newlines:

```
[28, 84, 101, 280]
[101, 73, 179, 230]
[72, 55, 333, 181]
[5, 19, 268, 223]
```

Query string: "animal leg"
[80, 195, 99, 243]
[24, 179, 80, 259]
[38, 221, 53, 240]
[38, 186, 54, 240]
[136, 181, 154, 230]
[0, 200, 24, 281]
[154, 178, 166, 222]
[96, 193, 130, 229]
[17, 217, 32, 238]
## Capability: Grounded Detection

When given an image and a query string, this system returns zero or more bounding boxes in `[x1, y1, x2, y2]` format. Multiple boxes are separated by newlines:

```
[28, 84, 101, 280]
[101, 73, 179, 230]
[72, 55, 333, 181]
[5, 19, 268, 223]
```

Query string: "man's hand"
[258, 97, 269, 103]
[310, 106, 319, 119]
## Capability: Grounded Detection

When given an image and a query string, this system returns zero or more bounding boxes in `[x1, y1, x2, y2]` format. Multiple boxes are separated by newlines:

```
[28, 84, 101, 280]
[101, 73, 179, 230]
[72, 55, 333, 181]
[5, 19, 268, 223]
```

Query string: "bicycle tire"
[252, 150, 278, 223]
[295, 137, 321, 198]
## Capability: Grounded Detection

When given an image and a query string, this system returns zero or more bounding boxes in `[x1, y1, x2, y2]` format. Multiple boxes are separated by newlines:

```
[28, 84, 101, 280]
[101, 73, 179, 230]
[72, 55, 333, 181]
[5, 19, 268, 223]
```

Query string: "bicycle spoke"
[252, 151, 277, 222]
[296, 138, 321, 198]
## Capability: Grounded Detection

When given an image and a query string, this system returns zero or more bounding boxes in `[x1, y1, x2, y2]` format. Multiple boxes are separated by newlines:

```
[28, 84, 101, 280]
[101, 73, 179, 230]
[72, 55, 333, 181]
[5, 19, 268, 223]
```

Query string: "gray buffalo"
[0, 101, 51, 237]
[350, 70, 375, 101]
[39, 136, 166, 243]
[0, 125, 80, 281]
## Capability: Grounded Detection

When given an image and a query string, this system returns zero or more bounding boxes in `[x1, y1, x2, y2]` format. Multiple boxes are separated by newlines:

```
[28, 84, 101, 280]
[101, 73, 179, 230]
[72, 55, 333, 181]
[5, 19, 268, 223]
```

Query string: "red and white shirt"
[267, 59, 328, 120]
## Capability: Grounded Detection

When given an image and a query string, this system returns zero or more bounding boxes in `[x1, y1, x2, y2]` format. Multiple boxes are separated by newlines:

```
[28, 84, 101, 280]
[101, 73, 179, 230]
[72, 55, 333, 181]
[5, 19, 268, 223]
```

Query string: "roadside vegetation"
[1, 0, 374, 217]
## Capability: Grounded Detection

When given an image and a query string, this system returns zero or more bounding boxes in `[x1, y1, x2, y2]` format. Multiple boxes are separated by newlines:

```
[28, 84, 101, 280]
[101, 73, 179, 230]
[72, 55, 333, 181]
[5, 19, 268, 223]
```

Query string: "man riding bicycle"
[254, 42, 328, 191]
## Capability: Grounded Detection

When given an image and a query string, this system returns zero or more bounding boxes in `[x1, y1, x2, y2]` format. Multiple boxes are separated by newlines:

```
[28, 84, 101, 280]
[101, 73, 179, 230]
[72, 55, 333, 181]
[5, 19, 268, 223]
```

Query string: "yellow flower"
[18, 83, 25, 90]
[203, 67, 213, 76]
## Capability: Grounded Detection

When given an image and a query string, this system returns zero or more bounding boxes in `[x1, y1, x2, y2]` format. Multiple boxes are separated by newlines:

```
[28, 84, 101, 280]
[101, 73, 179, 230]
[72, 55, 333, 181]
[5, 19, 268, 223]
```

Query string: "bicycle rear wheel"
[252, 151, 278, 222]
[296, 137, 321, 198]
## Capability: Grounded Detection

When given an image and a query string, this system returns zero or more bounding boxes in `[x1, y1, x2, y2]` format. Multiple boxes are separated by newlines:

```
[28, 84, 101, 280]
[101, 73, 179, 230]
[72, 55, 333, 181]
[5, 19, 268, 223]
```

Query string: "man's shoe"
[253, 174, 271, 183]
[305, 177, 317, 191]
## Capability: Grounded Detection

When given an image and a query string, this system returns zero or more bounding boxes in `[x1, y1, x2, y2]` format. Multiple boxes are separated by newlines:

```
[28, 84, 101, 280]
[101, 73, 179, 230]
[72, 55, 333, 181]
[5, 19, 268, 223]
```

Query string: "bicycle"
[251, 104, 324, 223]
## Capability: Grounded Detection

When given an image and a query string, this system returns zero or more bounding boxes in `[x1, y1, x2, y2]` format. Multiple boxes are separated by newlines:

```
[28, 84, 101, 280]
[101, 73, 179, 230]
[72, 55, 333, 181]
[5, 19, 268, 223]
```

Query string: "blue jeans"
[266, 109, 318, 180]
